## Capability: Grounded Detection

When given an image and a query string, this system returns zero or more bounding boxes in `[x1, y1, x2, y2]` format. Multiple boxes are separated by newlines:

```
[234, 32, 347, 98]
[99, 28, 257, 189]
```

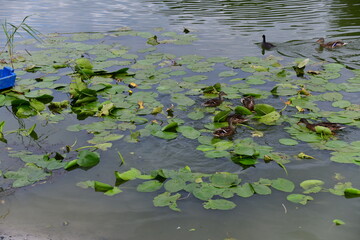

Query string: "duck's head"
[298, 118, 309, 124]
[316, 38, 325, 44]
[218, 91, 227, 96]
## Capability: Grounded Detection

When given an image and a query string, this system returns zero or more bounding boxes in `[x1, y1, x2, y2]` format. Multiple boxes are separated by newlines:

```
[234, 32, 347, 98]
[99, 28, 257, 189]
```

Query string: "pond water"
[0, 1, 359, 240]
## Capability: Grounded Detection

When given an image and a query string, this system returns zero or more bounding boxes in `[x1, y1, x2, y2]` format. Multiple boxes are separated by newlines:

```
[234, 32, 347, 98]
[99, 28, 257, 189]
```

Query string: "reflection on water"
[1, 1, 360, 240]
[0, 0, 359, 67]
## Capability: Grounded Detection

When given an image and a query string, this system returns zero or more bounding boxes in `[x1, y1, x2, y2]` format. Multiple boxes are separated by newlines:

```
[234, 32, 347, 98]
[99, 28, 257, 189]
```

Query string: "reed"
[1, 15, 43, 67]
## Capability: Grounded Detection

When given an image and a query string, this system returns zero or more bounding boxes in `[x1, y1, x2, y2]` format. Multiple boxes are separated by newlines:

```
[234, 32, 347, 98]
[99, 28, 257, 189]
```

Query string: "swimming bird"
[316, 38, 347, 48]
[297, 118, 345, 133]
[241, 96, 255, 111]
[213, 116, 237, 137]
[261, 35, 275, 50]
[202, 91, 227, 107]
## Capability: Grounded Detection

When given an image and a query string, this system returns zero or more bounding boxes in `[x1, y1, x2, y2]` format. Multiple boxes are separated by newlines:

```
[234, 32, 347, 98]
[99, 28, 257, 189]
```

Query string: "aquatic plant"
[0, 29, 358, 214]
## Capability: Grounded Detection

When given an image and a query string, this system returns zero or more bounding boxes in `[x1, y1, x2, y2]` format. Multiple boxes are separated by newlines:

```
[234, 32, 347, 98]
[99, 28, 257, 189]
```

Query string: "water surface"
[0, 1, 359, 240]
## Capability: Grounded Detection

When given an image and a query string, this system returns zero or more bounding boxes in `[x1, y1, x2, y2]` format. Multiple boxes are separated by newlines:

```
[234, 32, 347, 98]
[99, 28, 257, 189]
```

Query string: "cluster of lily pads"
[0, 29, 359, 210]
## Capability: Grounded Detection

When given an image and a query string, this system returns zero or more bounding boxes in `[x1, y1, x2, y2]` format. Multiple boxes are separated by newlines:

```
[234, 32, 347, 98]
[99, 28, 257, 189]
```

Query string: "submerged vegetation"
[0, 28, 359, 211]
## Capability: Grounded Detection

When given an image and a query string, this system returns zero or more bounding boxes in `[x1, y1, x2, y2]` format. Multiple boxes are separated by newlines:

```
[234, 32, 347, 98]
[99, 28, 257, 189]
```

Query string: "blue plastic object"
[0, 67, 16, 90]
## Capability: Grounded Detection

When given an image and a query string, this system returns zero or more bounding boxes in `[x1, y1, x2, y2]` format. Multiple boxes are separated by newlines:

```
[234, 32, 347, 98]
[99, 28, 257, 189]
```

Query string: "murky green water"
[0, 1, 359, 240]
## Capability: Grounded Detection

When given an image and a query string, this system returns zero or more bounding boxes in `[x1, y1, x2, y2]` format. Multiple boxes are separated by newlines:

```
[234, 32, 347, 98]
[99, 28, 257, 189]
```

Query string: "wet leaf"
[254, 104, 275, 115]
[258, 111, 280, 125]
[115, 168, 142, 181]
[344, 188, 360, 198]
[210, 172, 239, 188]
[164, 178, 187, 192]
[94, 181, 113, 192]
[333, 219, 345, 226]
[252, 183, 271, 195]
[214, 110, 231, 122]
[232, 183, 254, 197]
[137, 180, 163, 192]
[271, 178, 295, 192]
[76, 150, 100, 168]
[329, 182, 352, 196]
[300, 180, 324, 193]
[203, 199, 236, 210]
[177, 126, 201, 139]
[153, 192, 181, 211]
[234, 106, 253, 115]
[297, 152, 315, 159]
[287, 194, 313, 205]
[279, 138, 298, 146]
[4, 164, 50, 188]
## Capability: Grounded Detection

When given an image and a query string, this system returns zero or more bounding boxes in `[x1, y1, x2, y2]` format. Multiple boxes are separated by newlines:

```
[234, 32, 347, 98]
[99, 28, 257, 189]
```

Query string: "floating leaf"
[287, 194, 313, 205]
[234, 106, 252, 115]
[344, 188, 360, 198]
[297, 152, 315, 159]
[203, 199, 236, 210]
[153, 192, 181, 211]
[333, 219, 345, 226]
[279, 138, 298, 146]
[4, 164, 50, 188]
[164, 178, 187, 193]
[254, 104, 275, 115]
[137, 180, 163, 192]
[214, 110, 231, 122]
[115, 168, 142, 181]
[94, 181, 114, 192]
[258, 111, 280, 125]
[75, 150, 100, 168]
[177, 126, 201, 139]
[271, 178, 295, 192]
[252, 183, 271, 195]
[210, 172, 239, 188]
[329, 182, 352, 196]
[232, 183, 254, 197]
[300, 180, 324, 193]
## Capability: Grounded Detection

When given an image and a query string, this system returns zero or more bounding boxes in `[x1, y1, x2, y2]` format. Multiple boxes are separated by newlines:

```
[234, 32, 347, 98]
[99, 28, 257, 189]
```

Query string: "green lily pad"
[177, 126, 201, 139]
[153, 192, 181, 211]
[258, 111, 280, 125]
[203, 199, 236, 210]
[333, 219, 345, 225]
[279, 138, 299, 146]
[271, 178, 295, 192]
[287, 194, 314, 205]
[300, 180, 324, 193]
[137, 180, 163, 192]
[344, 188, 360, 198]
[4, 164, 50, 188]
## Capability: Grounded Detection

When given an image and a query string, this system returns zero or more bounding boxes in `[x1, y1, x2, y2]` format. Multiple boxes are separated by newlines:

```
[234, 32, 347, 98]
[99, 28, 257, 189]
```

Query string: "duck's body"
[241, 96, 255, 111]
[298, 118, 345, 132]
[316, 38, 347, 48]
[226, 114, 248, 124]
[202, 91, 227, 107]
[213, 117, 236, 137]
[261, 35, 275, 50]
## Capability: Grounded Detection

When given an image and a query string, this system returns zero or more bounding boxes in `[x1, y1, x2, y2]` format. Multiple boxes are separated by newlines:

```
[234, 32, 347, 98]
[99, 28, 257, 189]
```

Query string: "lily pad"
[287, 194, 314, 205]
[203, 199, 236, 210]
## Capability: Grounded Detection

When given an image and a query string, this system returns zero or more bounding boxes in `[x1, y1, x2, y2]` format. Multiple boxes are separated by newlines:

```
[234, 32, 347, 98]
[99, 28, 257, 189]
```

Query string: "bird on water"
[261, 35, 275, 50]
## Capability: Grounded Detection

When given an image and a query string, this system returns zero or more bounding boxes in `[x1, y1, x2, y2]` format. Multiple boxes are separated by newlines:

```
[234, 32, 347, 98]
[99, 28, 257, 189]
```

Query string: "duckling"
[213, 117, 236, 137]
[202, 91, 227, 107]
[261, 35, 275, 50]
[298, 118, 345, 133]
[241, 96, 255, 111]
[226, 114, 248, 124]
[316, 38, 347, 48]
